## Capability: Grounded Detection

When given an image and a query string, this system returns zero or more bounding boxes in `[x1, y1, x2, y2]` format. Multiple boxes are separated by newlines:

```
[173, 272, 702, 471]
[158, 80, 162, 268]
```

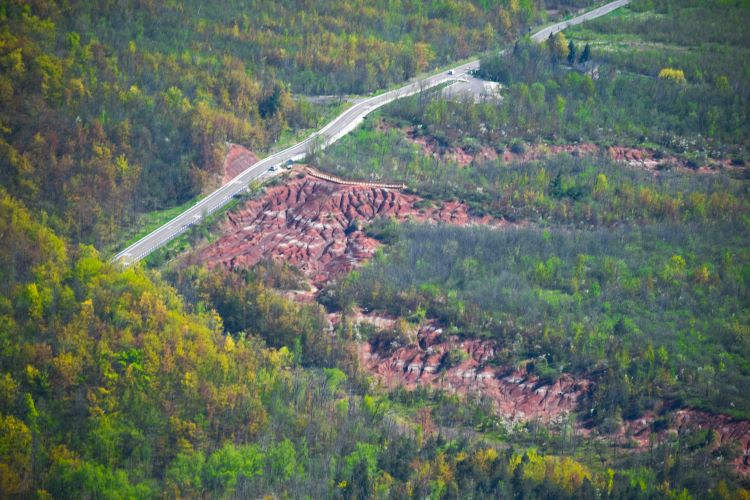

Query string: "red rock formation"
[360, 323, 591, 424]
[222, 144, 260, 185]
[200, 175, 497, 283]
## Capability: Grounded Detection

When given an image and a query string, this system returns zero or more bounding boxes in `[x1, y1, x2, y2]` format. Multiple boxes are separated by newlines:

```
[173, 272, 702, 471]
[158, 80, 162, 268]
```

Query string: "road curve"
[113, 0, 630, 266]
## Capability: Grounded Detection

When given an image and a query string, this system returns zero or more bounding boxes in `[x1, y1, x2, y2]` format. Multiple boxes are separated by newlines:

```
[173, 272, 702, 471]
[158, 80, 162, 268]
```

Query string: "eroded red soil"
[222, 144, 260, 185]
[676, 410, 750, 473]
[359, 321, 591, 424]
[387, 120, 736, 173]
[205, 146, 750, 472]
[399, 125, 498, 167]
[200, 173, 498, 283]
[622, 408, 750, 473]
[354, 314, 750, 472]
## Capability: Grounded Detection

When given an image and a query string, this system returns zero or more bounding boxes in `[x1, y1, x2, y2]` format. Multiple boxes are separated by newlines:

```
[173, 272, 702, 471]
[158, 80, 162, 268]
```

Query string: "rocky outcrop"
[200, 174, 497, 283]
[360, 322, 591, 424]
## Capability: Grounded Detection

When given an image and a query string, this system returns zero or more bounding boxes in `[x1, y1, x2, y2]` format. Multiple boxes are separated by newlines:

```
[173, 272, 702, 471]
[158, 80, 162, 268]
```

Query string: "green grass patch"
[117, 196, 203, 250]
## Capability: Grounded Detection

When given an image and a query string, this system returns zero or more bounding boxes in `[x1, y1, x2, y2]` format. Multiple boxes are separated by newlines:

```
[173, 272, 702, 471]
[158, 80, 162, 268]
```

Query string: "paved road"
[531, 0, 630, 42]
[114, 0, 629, 266]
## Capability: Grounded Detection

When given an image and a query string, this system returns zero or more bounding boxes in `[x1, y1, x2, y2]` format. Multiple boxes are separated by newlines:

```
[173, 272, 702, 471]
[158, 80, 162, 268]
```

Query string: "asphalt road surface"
[114, 0, 630, 266]
[531, 0, 631, 42]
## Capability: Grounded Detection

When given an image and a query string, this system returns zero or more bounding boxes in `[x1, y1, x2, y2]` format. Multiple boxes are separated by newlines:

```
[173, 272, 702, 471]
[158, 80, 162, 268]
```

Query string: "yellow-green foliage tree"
[0, 191, 277, 496]
[509, 448, 593, 493]
[658, 67, 687, 84]
[548, 32, 570, 63]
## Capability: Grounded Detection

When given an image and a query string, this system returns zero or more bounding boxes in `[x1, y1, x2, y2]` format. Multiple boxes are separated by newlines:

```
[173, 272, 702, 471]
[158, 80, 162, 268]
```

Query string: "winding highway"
[114, 0, 629, 266]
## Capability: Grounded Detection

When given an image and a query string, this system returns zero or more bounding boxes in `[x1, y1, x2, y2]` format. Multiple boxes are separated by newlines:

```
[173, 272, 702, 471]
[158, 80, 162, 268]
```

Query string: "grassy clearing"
[116, 197, 203, 250]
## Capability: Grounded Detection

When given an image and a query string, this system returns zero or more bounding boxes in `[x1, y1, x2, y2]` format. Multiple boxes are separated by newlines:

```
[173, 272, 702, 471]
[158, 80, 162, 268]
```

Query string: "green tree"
[578, 43, 591, 64]
[567, 40, 577, 64]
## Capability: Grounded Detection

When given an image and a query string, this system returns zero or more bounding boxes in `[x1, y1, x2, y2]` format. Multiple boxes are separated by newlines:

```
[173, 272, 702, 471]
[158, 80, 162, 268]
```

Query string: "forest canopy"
[2, 0, 750, 497]
[0, 0, 546, 250]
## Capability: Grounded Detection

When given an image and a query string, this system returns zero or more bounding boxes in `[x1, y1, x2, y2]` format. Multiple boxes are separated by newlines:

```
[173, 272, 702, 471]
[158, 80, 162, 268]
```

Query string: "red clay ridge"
[380, 119, 738, 173]
[360, 322, 592, 424]
[359, 320, 750, 472]
[622, 408, 750, 474]
[199, 174, 499, 283]
[222, 144, 260, 186]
